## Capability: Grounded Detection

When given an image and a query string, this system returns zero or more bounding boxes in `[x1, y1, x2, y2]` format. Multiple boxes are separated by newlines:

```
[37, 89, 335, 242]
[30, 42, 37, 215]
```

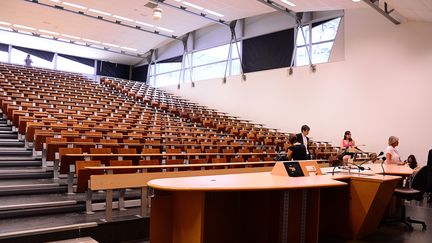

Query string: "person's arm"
[351, 140, 356, 147]
[386, 153, 392, 164]
[287, 149, 293, 160]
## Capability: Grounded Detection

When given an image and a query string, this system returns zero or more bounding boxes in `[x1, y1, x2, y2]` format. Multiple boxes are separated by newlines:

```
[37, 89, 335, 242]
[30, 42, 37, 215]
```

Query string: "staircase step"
[0, 171, 53, 180]
[0, 156, 41, 161]
[0, 202, 84, 219]
[0, 130, 16, 134]
[0, 141, 25, 147]
[0, 160, 42, 167]
[0, 150, 33, 156]
[0, 200, 77, 211]
[0, 134, 18, 139]
[0, 127, 12, 131]
[0, 183, 66, 196]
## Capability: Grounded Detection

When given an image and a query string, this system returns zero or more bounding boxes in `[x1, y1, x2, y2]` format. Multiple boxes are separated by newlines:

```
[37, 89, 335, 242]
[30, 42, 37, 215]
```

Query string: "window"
[152, 42, 242, 87]
[57, 55, 95, 74]
[0, 50, 8, 63]
[10, 48, 54, 68]
[295, 17, 341, 66]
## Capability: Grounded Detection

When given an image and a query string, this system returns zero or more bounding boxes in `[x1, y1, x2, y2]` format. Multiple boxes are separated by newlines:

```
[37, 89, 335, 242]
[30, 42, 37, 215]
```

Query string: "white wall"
[163, 8, 432, 164]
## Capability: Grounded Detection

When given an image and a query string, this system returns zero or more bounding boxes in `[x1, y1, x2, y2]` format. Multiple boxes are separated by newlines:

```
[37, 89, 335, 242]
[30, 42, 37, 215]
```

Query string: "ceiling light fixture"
[153, 8, 163, 20]
[13, 24, 36, 30]
[89, 8, 112, 16]
[0, 26, 12, 31]
[280, 0, 296, 7]
[121, 46, 138, 52]
[135, 21, 155, 28]
[156, 26, 174, 33]
[62, 2, 87, 10]
[113, 15, 134, 22]
[39, 29, 60, 35]
[49, 0, 61, 3]
[0, 21, 11, 26]
[82, 38, 101, 44]
[203, 9, 224, 17]
[352, 0, 362, 2]
[102, 42, 120, 48]
[182, 1, 204, 10]
[61, 34, 81, 39]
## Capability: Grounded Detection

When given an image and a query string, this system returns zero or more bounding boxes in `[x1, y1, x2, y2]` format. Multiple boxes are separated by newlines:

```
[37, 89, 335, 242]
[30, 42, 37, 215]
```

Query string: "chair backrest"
[100, 139, 118, 144]
[75, 160, 101, 177]
[109, 160, 133, 166]
[412, 166, 432, 193]
[59, 147, 82, 160]
[117, 148, 137, 154]
[143, 148, 160, 154]
[73, 138, 94, 142]
[90, 148, 112, 154]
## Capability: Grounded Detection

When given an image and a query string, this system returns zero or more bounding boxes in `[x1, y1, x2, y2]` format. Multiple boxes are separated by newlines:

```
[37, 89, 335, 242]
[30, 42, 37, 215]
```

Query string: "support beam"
[362, 0, 400, 25]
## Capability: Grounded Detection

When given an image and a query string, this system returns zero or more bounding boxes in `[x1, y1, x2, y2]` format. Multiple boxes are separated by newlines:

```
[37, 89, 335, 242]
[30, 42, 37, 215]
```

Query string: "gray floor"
[321, 198, 432, 243]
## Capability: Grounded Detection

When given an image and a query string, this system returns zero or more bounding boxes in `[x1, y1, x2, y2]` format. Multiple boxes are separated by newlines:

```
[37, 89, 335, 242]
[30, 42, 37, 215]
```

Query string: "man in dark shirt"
[296, 125, 311, 159]
[24, 54, 33, 66]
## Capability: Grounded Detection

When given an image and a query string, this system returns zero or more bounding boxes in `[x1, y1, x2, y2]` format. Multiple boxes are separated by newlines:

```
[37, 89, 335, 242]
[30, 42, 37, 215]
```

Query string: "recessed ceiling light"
[102, 42, 120, 48]
[156, 26, 174, 33]
[89, 8, 112, 16]
[280, 0, 296, 7]
[352, 0, 362, 2]
[0, 21, 11, 26]
[62, 2, 87, 10]
[182, 1, 204, 10]
[121, 46, 138, 52]
[82, 38, 101, 44]
[91, 45, 104, 49]
[74, 41, 85, 45]
[61, 34, 81, 39]
[113, 15, 134, 22]
[203, 9, 224, 17]
[39, 29, 60, 35]
[13, 24, 36, 30]
[49, 0, 61, 3]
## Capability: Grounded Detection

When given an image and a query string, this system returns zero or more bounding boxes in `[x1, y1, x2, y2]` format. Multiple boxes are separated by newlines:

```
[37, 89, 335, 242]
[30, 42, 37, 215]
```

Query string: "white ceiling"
[386, 0, 432, 23]
[0, 0, 429, 65]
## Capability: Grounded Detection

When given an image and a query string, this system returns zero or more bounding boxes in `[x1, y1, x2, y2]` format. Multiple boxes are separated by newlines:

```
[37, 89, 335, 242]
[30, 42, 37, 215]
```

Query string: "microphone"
[381, 156, 387, 175]
[332, 165, 340, 176]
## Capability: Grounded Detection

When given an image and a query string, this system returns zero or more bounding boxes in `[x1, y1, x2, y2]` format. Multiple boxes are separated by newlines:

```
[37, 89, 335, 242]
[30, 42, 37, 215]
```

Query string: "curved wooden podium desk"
[148, 165, 403, 243]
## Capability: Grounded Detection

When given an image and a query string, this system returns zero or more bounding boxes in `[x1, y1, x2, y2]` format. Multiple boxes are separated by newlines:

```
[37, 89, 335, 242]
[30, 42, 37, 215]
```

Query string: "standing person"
[287, 135, 308, 161]
[24, 54, 33, 66]
[296, 125, 311, 159]
[385, 136, 404, 165]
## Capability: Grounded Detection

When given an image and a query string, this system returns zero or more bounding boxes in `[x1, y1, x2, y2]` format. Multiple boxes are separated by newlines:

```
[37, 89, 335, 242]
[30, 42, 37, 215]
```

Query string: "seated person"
[340, 131, 359, 164]
[287, 135, 308, 161]
[406, 154, 419, 170]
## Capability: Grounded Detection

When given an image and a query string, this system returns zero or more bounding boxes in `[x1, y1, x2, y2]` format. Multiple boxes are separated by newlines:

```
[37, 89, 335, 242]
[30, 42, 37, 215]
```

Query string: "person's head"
[406, 155, 417, 169]
[26, 54, 30, 58]
[344, 131, 352, 141]
[369, 152, 378, 161]
[388, 136, 399, 147]
[428, 149, 432, 167]
[301, 125, 310, 136]
[289, 135, 298, 145]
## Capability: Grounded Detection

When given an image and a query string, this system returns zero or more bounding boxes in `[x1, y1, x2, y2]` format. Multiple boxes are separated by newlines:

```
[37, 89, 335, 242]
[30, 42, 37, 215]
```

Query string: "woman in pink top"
[341, 131, 355, 149]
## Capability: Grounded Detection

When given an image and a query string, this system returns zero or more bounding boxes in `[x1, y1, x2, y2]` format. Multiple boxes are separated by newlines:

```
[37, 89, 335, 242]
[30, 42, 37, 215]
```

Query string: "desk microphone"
[381, 156, 387, 175]
[332, 165, 340, 175]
